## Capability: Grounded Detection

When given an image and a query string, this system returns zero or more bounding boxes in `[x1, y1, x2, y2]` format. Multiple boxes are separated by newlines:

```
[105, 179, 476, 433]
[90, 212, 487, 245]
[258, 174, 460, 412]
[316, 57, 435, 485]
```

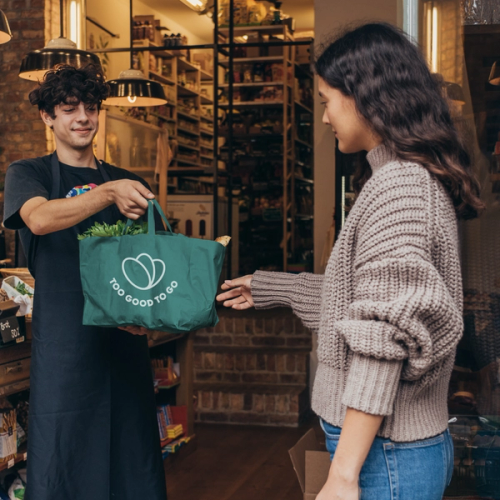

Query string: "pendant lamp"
[444, 81, 465, 105]
[105, 0, 167, 106]
[0, 9, 12, 44]
[19, 0, 100, 80]
[489, 60, 500, 86]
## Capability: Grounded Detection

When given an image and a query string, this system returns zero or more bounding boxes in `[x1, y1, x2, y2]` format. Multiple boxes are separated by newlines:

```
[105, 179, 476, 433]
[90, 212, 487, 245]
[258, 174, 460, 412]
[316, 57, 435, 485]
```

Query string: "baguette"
[215, 236, 231, 247]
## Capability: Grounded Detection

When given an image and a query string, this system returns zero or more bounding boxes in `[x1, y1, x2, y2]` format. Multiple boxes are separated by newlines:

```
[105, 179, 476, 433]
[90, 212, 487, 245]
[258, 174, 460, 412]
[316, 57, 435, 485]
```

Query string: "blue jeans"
[320, 419, 454, 500]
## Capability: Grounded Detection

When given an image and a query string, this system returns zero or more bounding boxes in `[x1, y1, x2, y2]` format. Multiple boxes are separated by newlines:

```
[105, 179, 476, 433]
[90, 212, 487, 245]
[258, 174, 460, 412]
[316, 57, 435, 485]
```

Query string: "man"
[3, 64, 167, 500]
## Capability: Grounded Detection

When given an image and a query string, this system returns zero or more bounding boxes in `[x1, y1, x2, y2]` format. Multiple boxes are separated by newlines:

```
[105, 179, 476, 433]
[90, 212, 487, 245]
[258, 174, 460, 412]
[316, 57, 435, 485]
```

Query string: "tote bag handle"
[123, 199, 174, 235]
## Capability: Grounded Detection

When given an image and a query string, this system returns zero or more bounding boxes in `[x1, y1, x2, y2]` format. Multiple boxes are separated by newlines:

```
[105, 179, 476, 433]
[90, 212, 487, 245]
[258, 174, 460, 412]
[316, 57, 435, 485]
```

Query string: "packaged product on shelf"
[271, 64, 284, 82]
[0, 399, 16, 463]
[8, 474, 25, 500]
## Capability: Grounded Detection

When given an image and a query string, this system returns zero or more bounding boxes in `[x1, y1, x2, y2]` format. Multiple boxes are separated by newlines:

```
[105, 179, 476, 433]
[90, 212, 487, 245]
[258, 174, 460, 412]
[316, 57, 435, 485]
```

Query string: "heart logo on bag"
[122, 253, 166, 291]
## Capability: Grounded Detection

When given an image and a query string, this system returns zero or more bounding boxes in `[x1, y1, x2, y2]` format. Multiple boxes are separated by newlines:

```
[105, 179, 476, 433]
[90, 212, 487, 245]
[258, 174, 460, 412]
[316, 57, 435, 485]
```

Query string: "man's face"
[41, 99, 99, 151]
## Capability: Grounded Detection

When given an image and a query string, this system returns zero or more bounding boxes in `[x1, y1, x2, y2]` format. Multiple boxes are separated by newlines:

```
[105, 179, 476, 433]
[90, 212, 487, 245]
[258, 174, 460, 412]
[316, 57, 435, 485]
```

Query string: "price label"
[0, 316, 21, 344]
[7, 458, 14, 469]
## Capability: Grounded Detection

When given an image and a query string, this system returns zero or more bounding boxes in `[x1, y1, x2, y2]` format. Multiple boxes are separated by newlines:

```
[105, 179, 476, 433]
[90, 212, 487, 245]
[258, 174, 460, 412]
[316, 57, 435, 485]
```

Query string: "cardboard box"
[166, 195, 239, 277]
[289, 429, 331, 500]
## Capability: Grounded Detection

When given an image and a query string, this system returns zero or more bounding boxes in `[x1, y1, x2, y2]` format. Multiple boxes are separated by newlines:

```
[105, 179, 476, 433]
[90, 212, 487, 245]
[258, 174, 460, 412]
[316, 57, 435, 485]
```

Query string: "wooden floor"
[165, 420, 318, 500]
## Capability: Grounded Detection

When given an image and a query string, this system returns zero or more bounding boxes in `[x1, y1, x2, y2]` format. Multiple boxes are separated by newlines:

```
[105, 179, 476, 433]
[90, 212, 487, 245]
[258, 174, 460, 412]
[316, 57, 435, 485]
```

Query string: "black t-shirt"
[3, 154, 150, 231]
[3, 154, 156, 275]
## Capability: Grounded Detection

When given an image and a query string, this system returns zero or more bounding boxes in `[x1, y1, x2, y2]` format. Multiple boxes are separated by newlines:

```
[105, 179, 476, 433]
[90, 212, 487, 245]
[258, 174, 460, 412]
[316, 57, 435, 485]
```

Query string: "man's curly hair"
[29, 64, 109, 118]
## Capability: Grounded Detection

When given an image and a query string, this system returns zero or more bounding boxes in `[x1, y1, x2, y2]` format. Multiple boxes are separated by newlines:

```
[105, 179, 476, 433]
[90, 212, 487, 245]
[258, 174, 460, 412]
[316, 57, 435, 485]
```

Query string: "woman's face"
[319, 77, 381, 154]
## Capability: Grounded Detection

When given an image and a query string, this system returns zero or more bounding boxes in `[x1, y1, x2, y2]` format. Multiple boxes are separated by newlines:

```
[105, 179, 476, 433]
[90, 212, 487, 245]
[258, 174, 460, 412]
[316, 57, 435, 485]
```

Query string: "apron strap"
[28, 152, 114, 276]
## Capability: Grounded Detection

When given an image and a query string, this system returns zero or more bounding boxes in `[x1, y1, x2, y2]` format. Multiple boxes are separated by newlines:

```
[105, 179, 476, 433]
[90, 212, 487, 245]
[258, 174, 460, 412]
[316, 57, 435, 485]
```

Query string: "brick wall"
[0, 0, 49, 170]
[0, 0, 56, 258]
[194, 308, 312, 350]
[194, 308, 312, 427]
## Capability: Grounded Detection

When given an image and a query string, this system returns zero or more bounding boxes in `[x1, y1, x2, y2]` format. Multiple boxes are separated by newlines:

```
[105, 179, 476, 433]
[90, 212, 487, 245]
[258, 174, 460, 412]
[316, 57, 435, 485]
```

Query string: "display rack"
[132, 38, 216, 193]
[0, 324, 196, 466]
[217, 24, 314, 273]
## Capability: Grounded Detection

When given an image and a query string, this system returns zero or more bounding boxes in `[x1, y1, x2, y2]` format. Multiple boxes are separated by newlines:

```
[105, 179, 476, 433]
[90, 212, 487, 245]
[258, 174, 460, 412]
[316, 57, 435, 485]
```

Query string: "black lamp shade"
[106, 70, 167, 107]
[444, 82, 466, 104]
[0, 9, 12, 44]
[489, 60, 500, 86]
[19, 38, 101, 81]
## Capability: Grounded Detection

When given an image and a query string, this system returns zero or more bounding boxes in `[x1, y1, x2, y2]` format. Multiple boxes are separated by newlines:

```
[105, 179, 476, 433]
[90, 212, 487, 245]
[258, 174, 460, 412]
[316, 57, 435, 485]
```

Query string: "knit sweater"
[251, 145, 463, 442]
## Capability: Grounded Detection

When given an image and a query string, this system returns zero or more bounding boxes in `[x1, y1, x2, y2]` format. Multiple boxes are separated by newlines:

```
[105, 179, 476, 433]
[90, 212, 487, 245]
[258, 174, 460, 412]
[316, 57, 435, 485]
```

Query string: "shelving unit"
[132, 39, 215, 190]
[217, 24, 314, 273]
[0, 322, 196, 467]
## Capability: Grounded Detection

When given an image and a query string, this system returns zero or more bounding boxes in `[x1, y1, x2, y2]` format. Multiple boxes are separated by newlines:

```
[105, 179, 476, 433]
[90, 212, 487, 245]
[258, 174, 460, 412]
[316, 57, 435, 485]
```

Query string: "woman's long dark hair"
[315, 22, 484, 219]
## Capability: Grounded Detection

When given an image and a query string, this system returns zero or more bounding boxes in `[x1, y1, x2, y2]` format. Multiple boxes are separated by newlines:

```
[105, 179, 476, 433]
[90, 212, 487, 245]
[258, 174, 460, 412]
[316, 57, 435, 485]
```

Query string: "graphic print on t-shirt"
[66, 183, 98, 198]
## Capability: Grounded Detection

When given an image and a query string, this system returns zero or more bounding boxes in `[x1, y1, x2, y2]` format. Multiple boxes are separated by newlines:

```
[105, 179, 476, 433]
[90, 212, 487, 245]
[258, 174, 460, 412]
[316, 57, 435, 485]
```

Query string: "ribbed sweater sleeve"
[251, 271, 324, 332]
[337, 165, 463, 415]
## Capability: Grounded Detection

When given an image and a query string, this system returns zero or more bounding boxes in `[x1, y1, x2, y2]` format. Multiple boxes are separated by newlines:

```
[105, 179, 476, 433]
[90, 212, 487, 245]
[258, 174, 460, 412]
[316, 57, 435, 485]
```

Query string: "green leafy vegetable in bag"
[77, 220, 148, 240]
[15, 282, 33, 297]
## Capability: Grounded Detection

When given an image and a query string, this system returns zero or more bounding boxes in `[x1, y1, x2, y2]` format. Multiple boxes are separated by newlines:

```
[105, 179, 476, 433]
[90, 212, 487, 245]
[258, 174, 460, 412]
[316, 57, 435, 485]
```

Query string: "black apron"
[25, 153, 167, 500]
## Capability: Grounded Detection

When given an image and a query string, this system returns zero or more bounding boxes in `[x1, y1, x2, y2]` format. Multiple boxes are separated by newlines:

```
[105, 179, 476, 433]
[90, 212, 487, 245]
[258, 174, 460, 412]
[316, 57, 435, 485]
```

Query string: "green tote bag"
[79, 199, 226, 333]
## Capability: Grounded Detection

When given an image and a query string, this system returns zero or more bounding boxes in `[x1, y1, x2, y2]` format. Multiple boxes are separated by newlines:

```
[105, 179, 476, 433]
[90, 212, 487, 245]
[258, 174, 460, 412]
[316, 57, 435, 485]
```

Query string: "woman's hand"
[316, 471, 360, 500]
[216, 275, 254, 310]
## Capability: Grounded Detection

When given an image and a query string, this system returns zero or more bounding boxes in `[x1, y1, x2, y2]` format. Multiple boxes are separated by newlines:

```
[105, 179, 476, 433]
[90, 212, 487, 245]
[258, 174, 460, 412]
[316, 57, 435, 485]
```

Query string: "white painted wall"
[311, 0, 399, 390]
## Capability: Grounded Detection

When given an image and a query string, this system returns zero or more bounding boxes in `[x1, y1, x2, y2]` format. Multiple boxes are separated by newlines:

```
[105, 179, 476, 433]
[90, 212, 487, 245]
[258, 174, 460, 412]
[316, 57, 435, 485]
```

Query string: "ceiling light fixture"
[19, 0, 101, 80]
[179, 0, 208, 13]
[489, 60, 500, 86]
[105, 0, 167, 106]
[0, 9, 12, 44]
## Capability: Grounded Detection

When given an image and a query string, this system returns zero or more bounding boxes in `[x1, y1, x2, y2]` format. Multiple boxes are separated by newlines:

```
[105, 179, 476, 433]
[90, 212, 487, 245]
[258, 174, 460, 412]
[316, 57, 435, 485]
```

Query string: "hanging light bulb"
[105, 0, 167, 107]
[0, 9, 12, 44]
[179, 0, 207, 12]
[489, 60, 500, 86]
[107, 69, 167, 107]
[19, 0, 100, 80]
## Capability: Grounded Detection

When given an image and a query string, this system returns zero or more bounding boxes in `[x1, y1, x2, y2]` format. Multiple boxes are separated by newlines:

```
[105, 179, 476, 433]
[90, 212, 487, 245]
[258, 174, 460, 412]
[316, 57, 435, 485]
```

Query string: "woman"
[217, 23, 484, 500]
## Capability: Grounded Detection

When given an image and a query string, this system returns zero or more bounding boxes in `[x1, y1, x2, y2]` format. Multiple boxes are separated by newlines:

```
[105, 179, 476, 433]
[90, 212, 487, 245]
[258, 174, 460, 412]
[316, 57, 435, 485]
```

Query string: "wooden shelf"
[200, 69, 213, 81]
[177, 126, 199, 136]
[295, 100, 313, 114]
[149, 71, 176, 86]
[133, 39, 174, 59]
[0, 446, 27, 472]
[200, 154, 214, 160]
[219, 81, 285, 88]
[178, 142, 200, 152]
[463, 24, 500, 35]
[200, 115, 213, 122]
[177, 84, 199, 97]
[148, 334, 185, 349]
[157, 379, 181, 390]
[219, 101, 284, 107]
[219, 55, 285, 67]
[200, 95, 213, 104]
[177, 58, 200, 72]
[177, 110, 200, 122]
[218, 25, 291, 35]
[200, 128, 214, 135]
[149, 112, 176, 123]
[295, 138, 313, 148]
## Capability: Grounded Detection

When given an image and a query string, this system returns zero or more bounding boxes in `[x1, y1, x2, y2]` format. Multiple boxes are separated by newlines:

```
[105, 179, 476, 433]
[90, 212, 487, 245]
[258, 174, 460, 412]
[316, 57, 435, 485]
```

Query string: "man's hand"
[106, 180, 155, 220]
[19, 179, 155, 236]
[118, 326, 149, 336]
[216, 275, 254, 310]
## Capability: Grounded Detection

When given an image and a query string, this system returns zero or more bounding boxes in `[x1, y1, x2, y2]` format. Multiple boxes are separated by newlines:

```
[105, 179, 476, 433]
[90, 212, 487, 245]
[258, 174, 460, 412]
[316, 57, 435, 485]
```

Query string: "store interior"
[0, 0, 499, 498]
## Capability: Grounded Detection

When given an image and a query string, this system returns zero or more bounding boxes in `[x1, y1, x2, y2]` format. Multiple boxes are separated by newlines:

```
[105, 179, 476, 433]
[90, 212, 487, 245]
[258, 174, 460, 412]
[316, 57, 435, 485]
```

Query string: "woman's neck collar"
[366, 144, 397, 173]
